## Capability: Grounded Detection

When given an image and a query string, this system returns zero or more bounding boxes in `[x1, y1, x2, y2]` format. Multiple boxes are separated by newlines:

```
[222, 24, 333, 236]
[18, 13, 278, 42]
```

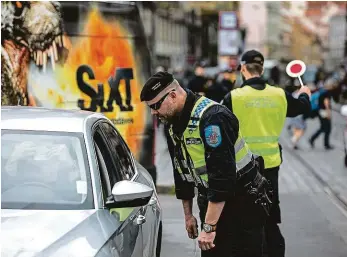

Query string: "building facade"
[137, 2, 202, 71]
[328, 15, 347, 70]
[239, 2, 267, 55]
[291, 19, 322, 66]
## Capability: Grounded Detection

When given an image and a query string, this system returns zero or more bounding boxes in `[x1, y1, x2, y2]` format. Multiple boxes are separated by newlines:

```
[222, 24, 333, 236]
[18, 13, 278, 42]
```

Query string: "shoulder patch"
[204, 125, 222, 148]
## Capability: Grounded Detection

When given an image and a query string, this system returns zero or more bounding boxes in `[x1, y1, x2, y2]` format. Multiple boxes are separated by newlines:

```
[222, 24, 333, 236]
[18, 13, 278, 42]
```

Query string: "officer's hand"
[298, 86, 312, 97]
[198, 231, 216, 251]
[185, 215, 198, 239]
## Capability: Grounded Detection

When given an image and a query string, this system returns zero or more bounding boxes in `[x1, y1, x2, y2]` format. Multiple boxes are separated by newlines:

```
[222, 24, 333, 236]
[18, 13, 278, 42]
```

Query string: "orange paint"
[58, 8, 145, 157]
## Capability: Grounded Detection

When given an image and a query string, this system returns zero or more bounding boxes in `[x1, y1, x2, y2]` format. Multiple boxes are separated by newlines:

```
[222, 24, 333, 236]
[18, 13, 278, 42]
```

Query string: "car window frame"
[98, 121, 137, 181]
[92, 123, 123, 199]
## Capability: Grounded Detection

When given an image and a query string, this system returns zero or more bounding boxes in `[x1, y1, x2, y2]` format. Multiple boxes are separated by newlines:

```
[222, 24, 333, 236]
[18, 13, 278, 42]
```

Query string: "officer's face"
[148, 91, 176, 124]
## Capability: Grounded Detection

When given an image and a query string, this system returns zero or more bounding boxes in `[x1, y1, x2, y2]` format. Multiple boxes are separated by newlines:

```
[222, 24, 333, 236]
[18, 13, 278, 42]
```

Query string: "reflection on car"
[1, 106, 162, 257]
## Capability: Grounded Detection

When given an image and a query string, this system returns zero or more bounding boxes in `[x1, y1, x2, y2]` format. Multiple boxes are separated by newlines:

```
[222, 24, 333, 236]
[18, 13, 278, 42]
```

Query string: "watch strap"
[203, 223, 217, 232]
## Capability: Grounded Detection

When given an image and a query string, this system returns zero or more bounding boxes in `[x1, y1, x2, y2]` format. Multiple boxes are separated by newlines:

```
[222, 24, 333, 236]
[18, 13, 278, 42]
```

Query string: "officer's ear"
[240, 65, 246, 74]
[168, 90, 178, 102]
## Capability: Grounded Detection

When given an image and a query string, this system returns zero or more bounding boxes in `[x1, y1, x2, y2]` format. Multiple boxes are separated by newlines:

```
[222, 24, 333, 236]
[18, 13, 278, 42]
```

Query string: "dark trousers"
[263, 166, 285, 257]
[197, 193, 265, 257]
[310, 114, 332, 147]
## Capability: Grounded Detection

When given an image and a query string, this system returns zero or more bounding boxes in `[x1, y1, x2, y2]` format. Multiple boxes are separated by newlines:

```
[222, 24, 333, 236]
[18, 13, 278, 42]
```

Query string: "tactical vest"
[231, 84, 287, 169]
[169, 96, 254, 189]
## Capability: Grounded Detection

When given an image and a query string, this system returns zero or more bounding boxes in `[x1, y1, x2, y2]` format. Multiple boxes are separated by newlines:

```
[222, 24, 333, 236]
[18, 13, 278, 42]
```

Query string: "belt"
[236, 157, 256, 181]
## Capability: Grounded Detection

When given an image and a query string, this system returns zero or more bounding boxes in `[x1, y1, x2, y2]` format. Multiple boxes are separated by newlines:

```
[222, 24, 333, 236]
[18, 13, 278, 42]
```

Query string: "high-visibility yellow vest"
[169, 96, 253, 188]
[231, 84, 287, 169]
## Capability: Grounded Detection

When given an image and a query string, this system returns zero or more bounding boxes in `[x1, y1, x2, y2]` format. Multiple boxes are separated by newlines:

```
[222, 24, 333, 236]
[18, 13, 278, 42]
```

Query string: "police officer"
[140, 71, 271, 257]
[222, 50, 312, 257]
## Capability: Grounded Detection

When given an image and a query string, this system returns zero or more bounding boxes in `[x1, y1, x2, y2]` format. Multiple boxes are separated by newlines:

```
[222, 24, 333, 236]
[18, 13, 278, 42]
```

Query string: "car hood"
[1, 209, 119, 257]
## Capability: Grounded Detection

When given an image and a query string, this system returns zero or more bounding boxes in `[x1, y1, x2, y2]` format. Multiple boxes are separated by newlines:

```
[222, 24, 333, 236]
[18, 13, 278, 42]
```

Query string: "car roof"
[1, 106, 105, 133]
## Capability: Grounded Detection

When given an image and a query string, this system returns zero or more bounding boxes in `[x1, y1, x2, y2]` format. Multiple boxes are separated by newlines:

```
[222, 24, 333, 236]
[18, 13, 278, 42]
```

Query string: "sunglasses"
[149, 90, 175, 110]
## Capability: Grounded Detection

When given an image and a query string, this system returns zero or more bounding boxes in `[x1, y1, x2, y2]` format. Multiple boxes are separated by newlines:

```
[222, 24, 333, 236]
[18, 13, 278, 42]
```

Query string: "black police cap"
[140, 71, 175, 102]
[237, 50, 264, 70]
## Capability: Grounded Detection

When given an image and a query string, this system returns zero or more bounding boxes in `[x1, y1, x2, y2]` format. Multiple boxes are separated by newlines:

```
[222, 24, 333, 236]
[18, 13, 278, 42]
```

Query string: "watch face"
[203, 224, 212, 233]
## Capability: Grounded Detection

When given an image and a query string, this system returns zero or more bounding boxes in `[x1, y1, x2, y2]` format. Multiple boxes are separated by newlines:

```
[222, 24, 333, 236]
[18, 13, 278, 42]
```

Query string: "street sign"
[219, 11, 238, 29]
[286, 60, 306, 87]
[218, 30, 241, 55]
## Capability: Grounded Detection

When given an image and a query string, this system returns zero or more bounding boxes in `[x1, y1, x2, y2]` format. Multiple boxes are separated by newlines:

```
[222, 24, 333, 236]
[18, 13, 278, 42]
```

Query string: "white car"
[1, 106, 162, 257]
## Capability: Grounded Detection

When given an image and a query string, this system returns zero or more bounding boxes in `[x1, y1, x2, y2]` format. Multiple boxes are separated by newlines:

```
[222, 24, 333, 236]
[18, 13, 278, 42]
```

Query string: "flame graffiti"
[29, 8, 146, 158]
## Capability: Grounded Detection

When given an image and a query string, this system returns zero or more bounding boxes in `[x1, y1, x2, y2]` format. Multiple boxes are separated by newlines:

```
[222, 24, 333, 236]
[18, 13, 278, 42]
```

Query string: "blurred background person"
[309, 77, 341, 150]
[288, 87, 308, 150]
[205, 68, 235, 103]
[270, 65, 281, 86]
[187, 63, 208, 96]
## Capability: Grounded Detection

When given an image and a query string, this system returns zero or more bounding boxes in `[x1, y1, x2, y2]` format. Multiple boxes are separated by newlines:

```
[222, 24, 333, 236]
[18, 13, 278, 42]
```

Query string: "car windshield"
[1, 130, 94, 210]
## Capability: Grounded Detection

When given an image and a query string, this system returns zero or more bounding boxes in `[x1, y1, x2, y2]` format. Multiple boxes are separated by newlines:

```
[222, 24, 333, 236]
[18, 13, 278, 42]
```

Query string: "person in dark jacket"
[222, 50, 311, 257]
[187, 64, 208, 95]
[206, 69, 235, 103]
[141, 71, 272, 257]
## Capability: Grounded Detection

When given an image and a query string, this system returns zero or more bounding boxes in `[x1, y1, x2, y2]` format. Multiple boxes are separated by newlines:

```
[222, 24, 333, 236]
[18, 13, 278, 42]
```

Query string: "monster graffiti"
[1, 1, 67, 106]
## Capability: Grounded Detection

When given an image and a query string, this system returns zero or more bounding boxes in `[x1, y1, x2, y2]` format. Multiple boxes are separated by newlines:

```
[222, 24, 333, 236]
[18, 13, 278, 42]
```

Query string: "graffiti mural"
[1, 1, 155, 173]
[1, 1, 65, 105]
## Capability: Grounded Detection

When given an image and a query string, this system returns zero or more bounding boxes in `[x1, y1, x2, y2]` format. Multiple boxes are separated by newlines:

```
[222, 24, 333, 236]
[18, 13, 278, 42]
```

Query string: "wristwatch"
[202, 223, 217, 233]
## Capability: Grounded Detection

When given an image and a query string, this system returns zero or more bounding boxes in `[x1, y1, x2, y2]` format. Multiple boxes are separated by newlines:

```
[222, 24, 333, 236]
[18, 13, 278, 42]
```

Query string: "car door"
[92, 124, 144, 257]
[98, 121, 157, 257]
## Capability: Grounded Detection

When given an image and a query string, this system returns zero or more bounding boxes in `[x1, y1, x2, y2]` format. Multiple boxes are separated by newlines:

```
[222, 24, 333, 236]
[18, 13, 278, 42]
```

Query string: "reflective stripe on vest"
[169, 96, 254, 189]
[231, 84, 287, 169]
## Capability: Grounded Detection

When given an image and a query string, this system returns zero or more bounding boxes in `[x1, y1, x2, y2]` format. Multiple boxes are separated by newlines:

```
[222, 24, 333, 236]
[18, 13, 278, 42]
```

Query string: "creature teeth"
[50, 47, 55, 70]
[43, 51, 47, 72]
[62, 35, 66, 47]
[20, 40, 28, 47]
[39, 51, 43, 66]
[57, 35, 62, 47]
[52, 41, 58, 61]
[36, 50, 41, 66]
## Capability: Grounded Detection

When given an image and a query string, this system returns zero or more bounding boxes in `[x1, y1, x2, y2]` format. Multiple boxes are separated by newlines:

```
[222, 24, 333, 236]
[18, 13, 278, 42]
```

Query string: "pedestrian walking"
[309, 77, 340, 150]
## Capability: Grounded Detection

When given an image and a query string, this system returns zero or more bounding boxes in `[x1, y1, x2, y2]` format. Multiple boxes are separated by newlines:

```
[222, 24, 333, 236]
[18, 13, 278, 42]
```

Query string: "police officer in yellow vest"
[222, 50, 312, 257]
[141, 71, 272, 257]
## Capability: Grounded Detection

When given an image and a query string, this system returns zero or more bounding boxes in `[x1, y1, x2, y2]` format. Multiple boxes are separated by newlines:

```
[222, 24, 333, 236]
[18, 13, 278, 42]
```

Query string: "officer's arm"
[164, 127, 195, 200]
[285, 90, 311, 117]
[221, 92, 233, 112]
[200, 106, 238, 222]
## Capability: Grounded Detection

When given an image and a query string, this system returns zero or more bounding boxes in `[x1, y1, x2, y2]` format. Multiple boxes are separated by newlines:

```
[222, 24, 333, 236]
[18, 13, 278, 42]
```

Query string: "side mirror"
[106, 180, 154, 208]
[341, 105, 347, 117]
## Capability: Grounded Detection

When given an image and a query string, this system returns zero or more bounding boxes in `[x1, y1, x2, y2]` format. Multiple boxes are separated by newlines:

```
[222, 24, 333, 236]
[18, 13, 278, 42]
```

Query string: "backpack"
[310, 88, 327, 111]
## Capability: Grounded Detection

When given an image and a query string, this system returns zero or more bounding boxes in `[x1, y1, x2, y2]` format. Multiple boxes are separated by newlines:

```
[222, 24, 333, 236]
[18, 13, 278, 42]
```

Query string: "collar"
[171, 89, 200, 135]
[241, 76, 267, 90]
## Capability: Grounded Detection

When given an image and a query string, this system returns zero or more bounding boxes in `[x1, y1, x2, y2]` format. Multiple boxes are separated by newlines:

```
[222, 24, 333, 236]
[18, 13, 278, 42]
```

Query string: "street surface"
[155, 108, 347, 257]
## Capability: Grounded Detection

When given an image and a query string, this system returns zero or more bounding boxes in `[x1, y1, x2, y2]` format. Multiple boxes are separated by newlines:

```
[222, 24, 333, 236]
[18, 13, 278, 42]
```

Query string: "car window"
[1, 130, 93, 210]
[99, 122, 136, 180]
[93, 128, 120, 189]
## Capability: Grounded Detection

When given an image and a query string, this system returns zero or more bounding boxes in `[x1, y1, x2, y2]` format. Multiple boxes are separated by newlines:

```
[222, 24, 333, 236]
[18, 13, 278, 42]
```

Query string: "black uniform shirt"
[165, 89, 239, 202]
[222, 77, 311, 117]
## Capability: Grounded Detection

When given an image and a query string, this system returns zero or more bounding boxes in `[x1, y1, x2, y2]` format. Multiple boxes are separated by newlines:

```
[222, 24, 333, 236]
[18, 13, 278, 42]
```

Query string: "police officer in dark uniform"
[140, 71, 272, 257]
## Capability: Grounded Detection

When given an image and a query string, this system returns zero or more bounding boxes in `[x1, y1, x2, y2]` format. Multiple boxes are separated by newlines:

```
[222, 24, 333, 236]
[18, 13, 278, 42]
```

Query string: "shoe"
[325, 145, 334, 150]
[309, 139, 315, 148]
[293, 145, 299, 150]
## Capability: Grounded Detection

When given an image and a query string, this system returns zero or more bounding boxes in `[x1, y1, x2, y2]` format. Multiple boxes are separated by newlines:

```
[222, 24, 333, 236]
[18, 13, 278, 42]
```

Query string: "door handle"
[149, 197, 157, 206]
[136, 215, 146, 225]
